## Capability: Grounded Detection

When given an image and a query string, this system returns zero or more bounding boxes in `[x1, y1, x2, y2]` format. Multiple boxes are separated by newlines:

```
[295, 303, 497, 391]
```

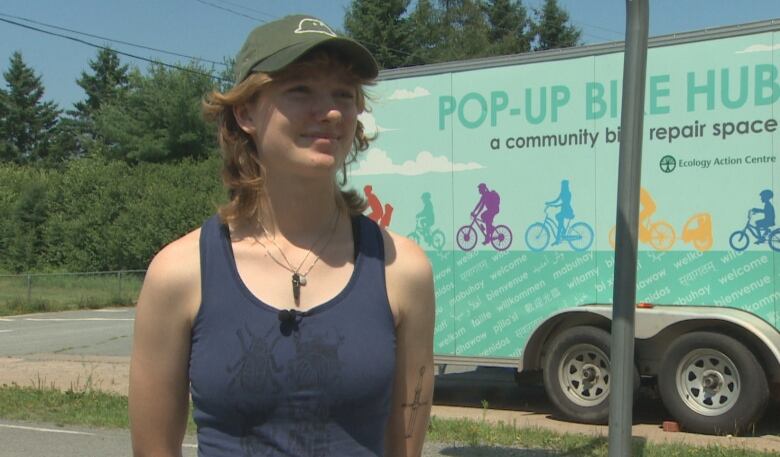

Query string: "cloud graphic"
[736, 44, 780, 54]
[351, 148, 484, 176]
[358, 112, 396, 136]
[388, 87, 431, 100]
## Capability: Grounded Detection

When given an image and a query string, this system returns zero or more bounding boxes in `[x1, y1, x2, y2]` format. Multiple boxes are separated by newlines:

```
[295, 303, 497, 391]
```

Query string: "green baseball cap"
[234, 15, 379, 83]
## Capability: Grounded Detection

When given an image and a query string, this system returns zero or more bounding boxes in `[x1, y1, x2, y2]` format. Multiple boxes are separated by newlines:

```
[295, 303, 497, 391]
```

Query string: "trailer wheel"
[543, 326, 634, 424]
[658, 332, 768, 435]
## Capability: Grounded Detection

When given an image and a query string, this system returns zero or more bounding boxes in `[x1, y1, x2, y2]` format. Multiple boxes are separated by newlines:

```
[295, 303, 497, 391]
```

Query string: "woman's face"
[240, 66, 360, 181]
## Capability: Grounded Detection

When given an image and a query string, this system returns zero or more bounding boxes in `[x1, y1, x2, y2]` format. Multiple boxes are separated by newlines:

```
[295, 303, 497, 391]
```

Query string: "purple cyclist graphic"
[457, 183, 513, 251]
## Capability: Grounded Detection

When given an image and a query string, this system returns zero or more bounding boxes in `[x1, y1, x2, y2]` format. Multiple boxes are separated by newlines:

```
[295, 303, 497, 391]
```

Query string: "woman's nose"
[312, 95, 343, 122]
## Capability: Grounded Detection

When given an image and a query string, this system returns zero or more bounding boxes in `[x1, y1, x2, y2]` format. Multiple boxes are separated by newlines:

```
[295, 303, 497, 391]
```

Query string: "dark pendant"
[292, 273, 301, 301]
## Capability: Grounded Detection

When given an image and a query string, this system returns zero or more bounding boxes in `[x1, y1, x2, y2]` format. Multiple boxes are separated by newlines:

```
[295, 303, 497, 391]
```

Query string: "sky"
[1, 0, 779, 111]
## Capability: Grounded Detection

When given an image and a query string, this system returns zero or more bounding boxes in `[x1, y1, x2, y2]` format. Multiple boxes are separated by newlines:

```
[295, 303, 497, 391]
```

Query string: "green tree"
[484, 0, 531, 55]
[435, 0, 491, 61]
[407, 0, 443, 65]
[344, 0, 414, 69]
[92, 63, 217, 163]
[73, 48, 129, 120]
[0, 52, 60, 164]
[531, 0, 581, 51]
[7, 179, 49, 272]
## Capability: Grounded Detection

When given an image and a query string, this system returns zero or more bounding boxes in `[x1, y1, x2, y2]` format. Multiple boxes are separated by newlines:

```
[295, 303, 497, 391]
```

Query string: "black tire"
[542, 326, 637, 424]
[658, 332, 769, 435]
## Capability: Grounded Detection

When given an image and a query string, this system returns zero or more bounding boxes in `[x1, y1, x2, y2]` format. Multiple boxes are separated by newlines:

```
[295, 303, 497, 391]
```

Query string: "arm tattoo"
[402, 366, 429, 438]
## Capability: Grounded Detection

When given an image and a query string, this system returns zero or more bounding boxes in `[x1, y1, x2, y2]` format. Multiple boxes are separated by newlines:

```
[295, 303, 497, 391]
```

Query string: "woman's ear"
[233, 103, 256, 135]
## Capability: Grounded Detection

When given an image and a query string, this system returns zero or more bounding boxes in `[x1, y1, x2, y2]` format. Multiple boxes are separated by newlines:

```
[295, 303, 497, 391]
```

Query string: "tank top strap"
[352, 214, 386, 278]
[198, 214, 235, 306]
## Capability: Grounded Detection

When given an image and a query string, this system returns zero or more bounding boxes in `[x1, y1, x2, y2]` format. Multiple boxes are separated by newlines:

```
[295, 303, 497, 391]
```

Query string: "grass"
[0, 272, 143, 316]
[0, 381, 196, 433]
[0, 384, 776, 456]
[427, 416, 776, 456]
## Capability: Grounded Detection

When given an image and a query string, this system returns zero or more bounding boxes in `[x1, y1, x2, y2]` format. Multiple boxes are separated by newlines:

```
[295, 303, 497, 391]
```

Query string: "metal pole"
[609, 1, 648, 456]
[118, 271, 123, 302]
[26, 274, 32, 304]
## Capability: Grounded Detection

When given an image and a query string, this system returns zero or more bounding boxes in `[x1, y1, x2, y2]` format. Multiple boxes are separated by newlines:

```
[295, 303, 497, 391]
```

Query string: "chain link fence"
[0, 270, 146, 315]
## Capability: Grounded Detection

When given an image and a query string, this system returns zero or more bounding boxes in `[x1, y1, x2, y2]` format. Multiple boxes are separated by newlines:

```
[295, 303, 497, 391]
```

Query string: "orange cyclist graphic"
[364, 184, 393, 228]
[609, 188, 675, 251]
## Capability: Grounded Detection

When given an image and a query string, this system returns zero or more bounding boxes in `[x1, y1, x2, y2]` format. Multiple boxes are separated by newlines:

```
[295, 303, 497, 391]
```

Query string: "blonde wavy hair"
[202, 50, 374, 227]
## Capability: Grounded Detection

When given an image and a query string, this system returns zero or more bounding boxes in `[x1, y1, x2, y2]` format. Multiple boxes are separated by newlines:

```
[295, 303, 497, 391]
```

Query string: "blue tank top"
[190, 214, 396, 456]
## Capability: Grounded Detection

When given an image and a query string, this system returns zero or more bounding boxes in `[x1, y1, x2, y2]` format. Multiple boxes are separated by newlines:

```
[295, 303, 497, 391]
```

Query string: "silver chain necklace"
[256, 209, 341, 303]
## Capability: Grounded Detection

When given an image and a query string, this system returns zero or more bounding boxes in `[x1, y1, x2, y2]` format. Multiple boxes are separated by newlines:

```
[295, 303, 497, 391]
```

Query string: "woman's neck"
[259, 176, 344, 246]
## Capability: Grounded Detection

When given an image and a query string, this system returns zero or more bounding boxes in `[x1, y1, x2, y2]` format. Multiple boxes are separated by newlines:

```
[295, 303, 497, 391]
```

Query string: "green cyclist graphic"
[408, 192, 445, 250]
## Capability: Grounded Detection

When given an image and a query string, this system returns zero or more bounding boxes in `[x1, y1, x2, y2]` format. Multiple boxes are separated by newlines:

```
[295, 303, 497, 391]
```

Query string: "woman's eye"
[287, 85, 310, 94]
[335, 90, 355, 100]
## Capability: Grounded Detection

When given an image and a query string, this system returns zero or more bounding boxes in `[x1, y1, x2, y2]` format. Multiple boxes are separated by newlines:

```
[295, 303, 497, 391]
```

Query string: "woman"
[129, 15, 435, 457]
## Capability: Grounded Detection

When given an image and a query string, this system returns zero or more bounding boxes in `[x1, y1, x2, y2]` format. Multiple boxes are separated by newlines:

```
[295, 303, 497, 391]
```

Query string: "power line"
[0, 17, 230, 83]
[0, 12, 226, 67]
[194, 0, 268, 22]
[573, 20, 624, 37]
[207, 0, 277, 20]
[192, 0, 416, 60]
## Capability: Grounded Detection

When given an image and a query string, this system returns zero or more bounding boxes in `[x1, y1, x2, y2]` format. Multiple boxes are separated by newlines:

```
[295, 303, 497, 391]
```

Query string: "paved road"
[0, 419, 551, 457]
[0, 308, 134, 357]
[0, 420, 198, 457]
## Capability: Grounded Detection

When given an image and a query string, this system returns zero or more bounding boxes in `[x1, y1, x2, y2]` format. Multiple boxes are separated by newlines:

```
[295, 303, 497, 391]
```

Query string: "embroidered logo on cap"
[294, 18, 337, 37]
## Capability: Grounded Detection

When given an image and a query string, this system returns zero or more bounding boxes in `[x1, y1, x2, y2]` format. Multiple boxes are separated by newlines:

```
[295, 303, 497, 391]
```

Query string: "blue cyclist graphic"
[729, 189, 780, 251]
[752, 189, 775, 244]
[525, 179, 594, 252]
[546, 179, 575, 245]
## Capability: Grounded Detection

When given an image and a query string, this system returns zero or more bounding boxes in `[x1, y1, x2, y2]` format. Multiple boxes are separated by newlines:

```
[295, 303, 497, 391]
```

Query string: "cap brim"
[251, 37, 378, 79]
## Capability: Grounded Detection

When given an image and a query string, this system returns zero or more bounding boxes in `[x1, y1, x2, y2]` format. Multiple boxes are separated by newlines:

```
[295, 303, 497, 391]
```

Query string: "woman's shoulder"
[380, 228, 433, 293]
[379, 227, 435, 328]
[381, 229, 431, 276]
[139, 227, 202, 318]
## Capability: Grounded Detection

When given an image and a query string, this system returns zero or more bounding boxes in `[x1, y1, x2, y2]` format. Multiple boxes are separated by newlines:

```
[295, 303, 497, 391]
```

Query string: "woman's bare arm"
[129, 230, 200, 457]
[383, 233, 436, 457]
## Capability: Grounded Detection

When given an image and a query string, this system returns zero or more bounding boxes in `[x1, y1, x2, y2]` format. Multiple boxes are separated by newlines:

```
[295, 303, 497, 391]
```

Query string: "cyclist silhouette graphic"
[546, 180, 574, 245]
[364, 184, 393, 228]
[472, 183, 500, 245]
[457, 183, 512, 251]
[417, 192, 435, 232]
[752, 189, 775, 244]
[408, 192, 445, 251]
[608, 188, 675, 251]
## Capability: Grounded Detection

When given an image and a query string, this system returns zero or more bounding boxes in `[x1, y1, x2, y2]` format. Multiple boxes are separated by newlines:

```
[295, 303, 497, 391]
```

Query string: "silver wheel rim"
[558, 343, 610, 407]
[675, 348, 740, 416]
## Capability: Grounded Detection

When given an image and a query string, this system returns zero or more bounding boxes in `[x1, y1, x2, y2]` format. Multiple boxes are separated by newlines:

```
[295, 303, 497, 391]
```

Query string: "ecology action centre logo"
[658, 153, 772, 174]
